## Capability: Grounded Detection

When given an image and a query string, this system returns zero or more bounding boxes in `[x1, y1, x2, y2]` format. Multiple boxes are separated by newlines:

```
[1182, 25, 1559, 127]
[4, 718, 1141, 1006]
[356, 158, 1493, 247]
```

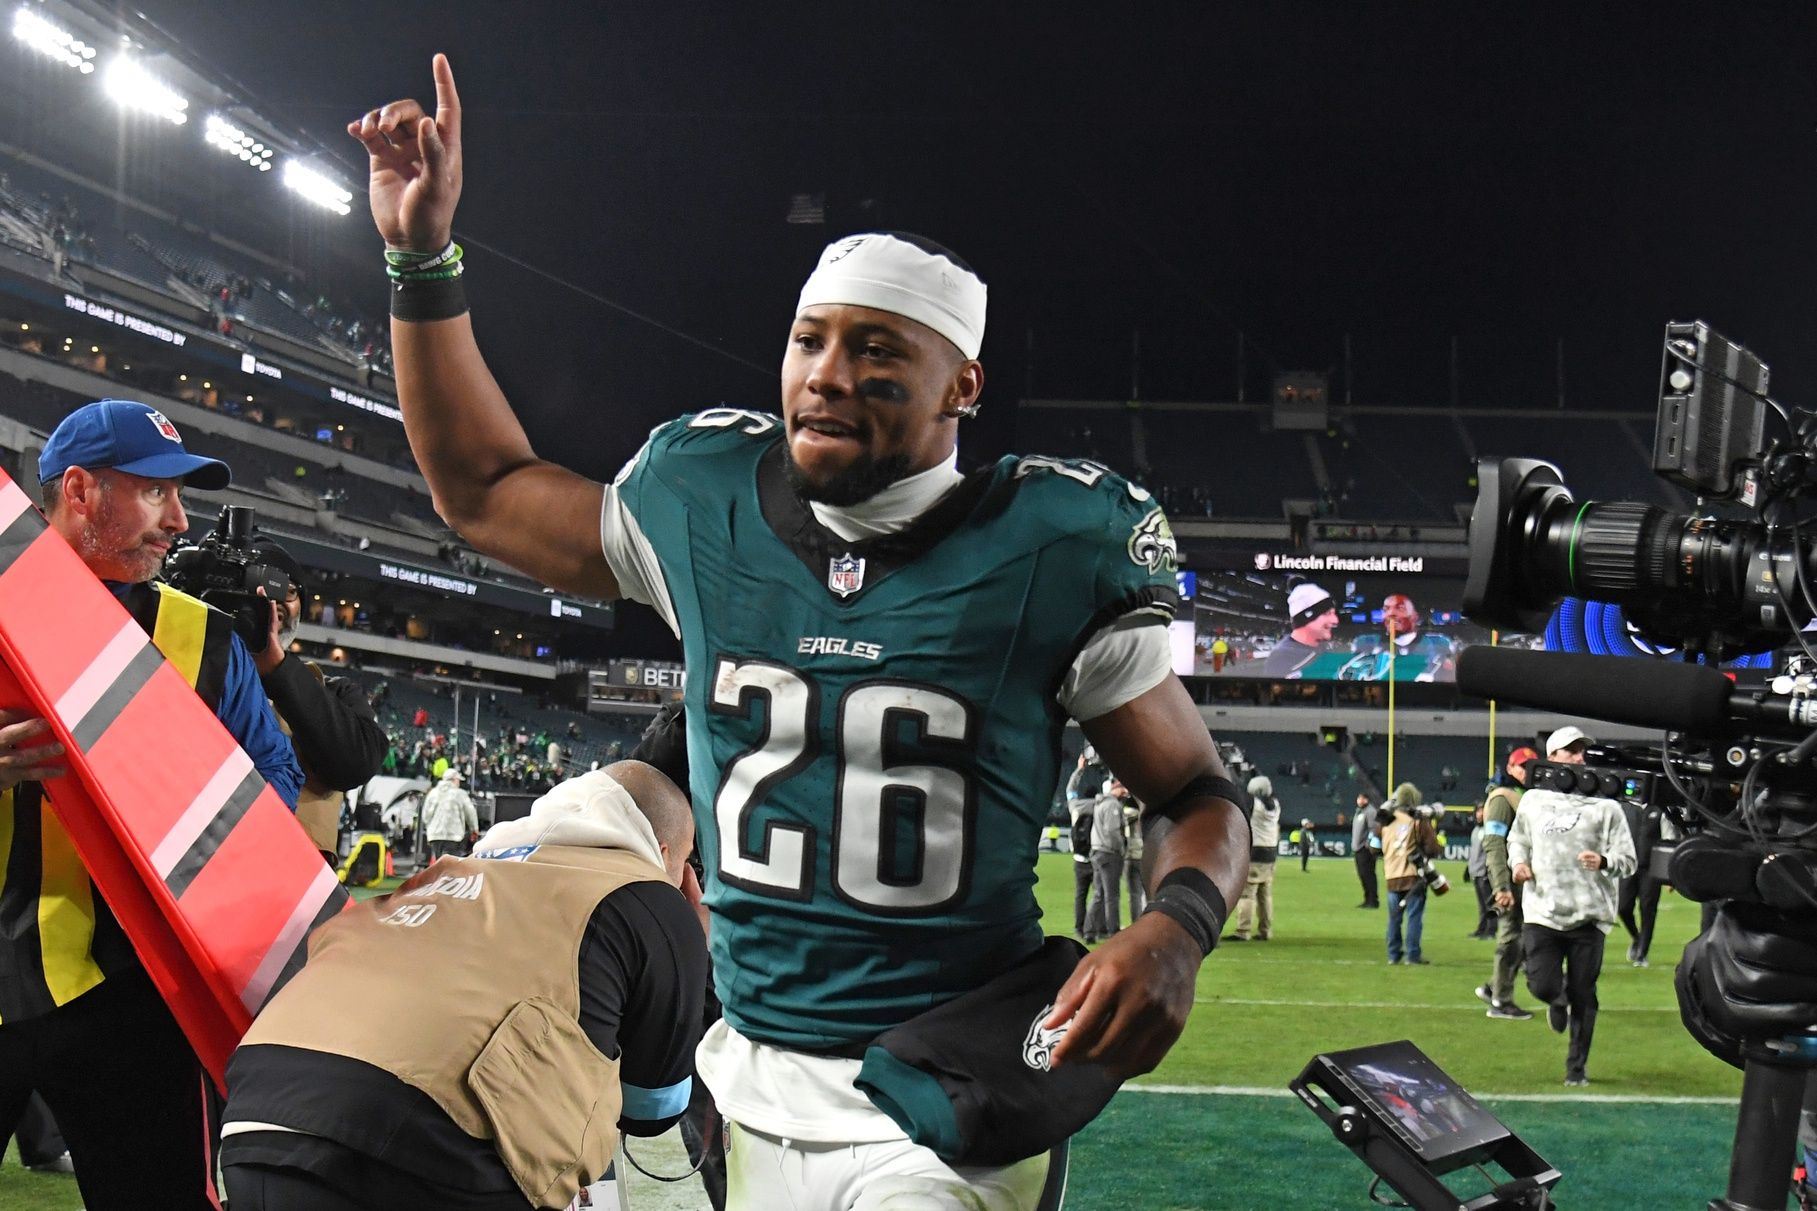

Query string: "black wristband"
[390, 274, 469, 322]
[1144, 867, 1227, 957]
[1150, 773, 1250, 846]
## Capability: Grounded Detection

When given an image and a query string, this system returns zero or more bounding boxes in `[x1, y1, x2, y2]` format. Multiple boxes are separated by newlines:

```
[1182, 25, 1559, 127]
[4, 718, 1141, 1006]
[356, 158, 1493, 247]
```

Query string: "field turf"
[0, 854, 1754, 1209]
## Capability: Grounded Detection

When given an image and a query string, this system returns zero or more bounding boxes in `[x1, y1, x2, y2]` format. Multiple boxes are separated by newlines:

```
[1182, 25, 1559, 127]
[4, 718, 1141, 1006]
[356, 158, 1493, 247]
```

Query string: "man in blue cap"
[0, 399, 300, 1210]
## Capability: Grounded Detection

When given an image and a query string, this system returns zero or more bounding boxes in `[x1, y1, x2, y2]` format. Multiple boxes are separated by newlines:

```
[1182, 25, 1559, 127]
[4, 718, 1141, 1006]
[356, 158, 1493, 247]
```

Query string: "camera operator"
[1474, 747, 1537, 1021]
[1381, 783, 1441, 965]
[1508, 727, 1636, 1087]
[0, 400, 302, 1210]
[248, 538, 388, 864]
[1229, 775, 1281, 941]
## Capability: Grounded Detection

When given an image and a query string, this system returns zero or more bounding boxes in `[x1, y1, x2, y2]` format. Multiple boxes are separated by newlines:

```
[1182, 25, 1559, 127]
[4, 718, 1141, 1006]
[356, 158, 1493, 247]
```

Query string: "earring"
[950, 402, 980, 419]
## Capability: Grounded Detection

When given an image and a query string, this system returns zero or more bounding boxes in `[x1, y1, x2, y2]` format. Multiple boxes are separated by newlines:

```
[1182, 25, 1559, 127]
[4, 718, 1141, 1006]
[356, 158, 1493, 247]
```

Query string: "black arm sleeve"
[576, 880, 709, 1137]
[261, 659, 389, 791]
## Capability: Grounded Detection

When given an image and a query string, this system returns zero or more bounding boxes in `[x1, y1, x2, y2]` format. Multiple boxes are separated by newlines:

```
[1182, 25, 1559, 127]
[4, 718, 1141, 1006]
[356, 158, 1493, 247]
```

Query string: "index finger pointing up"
[432, 53, 461, 149]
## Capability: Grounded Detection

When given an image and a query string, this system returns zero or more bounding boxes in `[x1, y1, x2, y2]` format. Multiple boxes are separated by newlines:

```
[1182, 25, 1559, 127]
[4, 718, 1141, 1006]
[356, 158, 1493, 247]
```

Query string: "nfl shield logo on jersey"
[827, 552, 866, 598]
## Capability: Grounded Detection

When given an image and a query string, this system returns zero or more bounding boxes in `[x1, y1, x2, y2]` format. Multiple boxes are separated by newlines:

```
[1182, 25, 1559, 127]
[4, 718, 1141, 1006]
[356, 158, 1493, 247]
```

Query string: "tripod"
[1710, 1042, 1817, 1211]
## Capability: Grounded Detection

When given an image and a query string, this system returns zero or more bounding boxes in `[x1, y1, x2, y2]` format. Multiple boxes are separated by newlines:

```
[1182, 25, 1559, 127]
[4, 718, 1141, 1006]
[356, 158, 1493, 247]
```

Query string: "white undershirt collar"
[808, 450, 963, 542]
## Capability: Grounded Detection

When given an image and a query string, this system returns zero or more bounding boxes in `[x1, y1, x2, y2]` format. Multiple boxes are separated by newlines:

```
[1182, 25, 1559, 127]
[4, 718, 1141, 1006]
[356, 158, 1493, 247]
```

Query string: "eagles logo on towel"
[1127, 507, 1178, 574]
[1021, 1003, 1066, 1072]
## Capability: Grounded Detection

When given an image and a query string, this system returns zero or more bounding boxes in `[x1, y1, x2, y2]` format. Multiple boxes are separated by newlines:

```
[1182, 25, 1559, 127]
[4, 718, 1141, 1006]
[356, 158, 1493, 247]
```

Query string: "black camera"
[1462, 322, 1790, 661]
[1374, 802, 1441, 825]
[163, 505, 292, 650]
[1409, 848, 1451, 896]
[1460, 321, 1817, 1210]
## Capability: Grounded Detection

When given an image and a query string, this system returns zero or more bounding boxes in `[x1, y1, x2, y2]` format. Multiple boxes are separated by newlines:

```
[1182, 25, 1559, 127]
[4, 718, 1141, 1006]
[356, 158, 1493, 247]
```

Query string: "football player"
[351, 56, 1248, 1210]
[1340, 593, 1457, 682]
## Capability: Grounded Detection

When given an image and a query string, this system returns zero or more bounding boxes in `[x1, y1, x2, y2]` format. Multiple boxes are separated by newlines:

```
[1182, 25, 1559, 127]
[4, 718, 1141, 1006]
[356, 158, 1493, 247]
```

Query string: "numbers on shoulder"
[688, 408, 780, 436]
[1013, 455, 1152, 502]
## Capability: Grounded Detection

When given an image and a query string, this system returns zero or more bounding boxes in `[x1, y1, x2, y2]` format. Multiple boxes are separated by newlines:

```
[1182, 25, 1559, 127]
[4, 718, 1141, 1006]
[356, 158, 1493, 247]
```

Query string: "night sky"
[18, 3, 1817, 483]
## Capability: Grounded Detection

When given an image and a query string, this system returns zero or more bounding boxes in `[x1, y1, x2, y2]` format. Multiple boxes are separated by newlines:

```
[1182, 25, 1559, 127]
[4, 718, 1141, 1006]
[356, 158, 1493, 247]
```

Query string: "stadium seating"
[0, 150, 385, 370]
[1459, 413, 1686, 507]
[1321, 413, 1471, 522]
[1143, 409, 1321, 517]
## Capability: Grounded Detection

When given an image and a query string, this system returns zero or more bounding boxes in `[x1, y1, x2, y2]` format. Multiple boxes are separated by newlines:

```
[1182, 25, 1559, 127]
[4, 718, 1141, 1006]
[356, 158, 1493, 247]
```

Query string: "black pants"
[0, 968, 216, 1210]
[1472, 875, 1495, 936]
[1354, 847, 1379, 905]
[226, 1164, 373, 1211]
[0, 1091, 66, 1167]
[1072, 857, 1094, 937]
[1522, 923, 1606, 1080]
[1618, 874, 1664, 960]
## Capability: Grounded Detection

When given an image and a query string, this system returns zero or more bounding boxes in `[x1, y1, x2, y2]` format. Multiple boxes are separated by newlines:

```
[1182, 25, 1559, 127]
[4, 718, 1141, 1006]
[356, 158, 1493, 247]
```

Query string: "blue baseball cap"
[38, 400, 231, 491]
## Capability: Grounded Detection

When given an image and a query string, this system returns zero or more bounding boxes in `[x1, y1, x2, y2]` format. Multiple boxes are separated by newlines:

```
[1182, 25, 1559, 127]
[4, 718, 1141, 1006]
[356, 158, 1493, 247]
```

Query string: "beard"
[782, 442, 913, 507]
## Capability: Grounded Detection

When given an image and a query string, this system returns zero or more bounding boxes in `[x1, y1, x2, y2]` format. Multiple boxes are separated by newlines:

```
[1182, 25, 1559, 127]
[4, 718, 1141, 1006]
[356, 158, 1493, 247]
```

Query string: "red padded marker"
[0, 469, 347, 1085]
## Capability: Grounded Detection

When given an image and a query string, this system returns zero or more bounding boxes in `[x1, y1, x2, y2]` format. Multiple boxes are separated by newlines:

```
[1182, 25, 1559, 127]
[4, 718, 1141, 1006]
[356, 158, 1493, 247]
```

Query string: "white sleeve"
[598, 457, 680, 636]
[1057, 615, 1174, 723]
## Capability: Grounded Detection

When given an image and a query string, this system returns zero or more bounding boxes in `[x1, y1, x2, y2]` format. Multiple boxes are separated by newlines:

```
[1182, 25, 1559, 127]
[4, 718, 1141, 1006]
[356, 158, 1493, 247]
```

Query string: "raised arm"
[348, 55, 618, 599]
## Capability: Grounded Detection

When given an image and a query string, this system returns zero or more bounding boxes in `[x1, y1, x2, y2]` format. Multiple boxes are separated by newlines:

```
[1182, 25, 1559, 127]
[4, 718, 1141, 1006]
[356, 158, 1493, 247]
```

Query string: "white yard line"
[1196, 996, 1676, 1013]
[1123, 1083, 1736, 1105]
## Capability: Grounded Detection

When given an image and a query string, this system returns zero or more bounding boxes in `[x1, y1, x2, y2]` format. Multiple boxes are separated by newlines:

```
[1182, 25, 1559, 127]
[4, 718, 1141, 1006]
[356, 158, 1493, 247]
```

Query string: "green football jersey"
[616, 409, 1179, 1048]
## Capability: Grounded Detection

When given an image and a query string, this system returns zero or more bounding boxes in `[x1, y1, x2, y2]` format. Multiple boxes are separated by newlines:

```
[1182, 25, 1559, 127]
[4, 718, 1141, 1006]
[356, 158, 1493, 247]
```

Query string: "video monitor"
[1316, 1040, 1508, 1166]
[1183, 550, 1775, 682]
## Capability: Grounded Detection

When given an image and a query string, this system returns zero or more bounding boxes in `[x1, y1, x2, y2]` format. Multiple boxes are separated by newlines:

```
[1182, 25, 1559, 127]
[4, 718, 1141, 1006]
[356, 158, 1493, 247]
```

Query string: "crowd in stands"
[337, 666, 647, 795]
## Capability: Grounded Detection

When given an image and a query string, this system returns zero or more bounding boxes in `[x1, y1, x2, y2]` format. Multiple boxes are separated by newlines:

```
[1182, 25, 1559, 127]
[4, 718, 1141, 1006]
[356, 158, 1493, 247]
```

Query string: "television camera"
[1459, 322, 1817, 1211]
[162, 504, 293, 651]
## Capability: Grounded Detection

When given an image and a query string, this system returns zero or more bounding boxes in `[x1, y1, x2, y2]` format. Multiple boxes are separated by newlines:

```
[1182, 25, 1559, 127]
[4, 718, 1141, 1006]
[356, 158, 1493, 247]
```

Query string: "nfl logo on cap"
[146, 410, 181, 442]
[827, 553, 865, 598]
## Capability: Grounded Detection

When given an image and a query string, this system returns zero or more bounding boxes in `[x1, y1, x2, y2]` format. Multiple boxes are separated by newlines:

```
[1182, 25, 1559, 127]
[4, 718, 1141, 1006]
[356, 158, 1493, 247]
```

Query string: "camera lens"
[1464, 456, 1799, 657]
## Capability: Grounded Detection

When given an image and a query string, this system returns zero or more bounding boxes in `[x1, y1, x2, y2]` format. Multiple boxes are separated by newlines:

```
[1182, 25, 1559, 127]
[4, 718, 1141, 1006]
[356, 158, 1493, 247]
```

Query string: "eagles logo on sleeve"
[1022, 1004, 1067, 1072]
[1127, 507, 1178, 574]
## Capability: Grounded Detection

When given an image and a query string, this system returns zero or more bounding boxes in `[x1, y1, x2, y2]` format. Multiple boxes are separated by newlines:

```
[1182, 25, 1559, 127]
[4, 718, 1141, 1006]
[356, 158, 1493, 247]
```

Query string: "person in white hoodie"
[1508, 727, 1637, 1087]
[1230, 776, 1282, 941]
[219, 762, 708, 1211]
[420, 768, 478, 860]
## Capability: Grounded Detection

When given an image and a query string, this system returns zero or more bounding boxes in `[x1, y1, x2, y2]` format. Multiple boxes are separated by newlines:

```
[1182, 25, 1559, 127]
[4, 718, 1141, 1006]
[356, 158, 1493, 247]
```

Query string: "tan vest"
[244, 844, 666, 1208]
[1382, 811, 1431, 885]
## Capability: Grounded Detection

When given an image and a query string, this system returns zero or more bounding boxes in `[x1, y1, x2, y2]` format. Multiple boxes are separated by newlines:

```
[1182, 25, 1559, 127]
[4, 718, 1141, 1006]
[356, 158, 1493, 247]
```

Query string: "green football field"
[0, 855, 1760, 1209]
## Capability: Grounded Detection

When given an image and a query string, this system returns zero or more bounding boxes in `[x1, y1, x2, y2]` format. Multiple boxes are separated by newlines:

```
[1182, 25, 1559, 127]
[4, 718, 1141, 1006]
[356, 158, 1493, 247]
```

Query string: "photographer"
[1381, 783, 1441, 965]
[1475, 748, 1537, 1021]
[246, 538, 388, 864]
[1508, 727, 1636, 1087]
[1230, 775, 1281, 941]
[0, 400, 301, 1210]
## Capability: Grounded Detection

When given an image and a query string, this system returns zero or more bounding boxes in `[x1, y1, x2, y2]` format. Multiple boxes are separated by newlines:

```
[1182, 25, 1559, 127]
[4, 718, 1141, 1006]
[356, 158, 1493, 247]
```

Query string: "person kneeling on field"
[219, 761, 708, 1211]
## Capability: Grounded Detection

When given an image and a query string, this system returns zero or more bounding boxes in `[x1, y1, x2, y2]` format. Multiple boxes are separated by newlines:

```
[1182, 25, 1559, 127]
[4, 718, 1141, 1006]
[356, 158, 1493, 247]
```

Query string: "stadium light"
[204, 114, 273, 172]
[102, 55, 189, 125]
[12, 7, 96, 73]
[281, 160, 352, 216]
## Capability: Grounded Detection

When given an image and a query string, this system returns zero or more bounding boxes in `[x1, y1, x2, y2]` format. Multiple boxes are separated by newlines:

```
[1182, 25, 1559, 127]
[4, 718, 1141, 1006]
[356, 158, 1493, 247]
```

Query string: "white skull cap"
[797, 232, 987, 359]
